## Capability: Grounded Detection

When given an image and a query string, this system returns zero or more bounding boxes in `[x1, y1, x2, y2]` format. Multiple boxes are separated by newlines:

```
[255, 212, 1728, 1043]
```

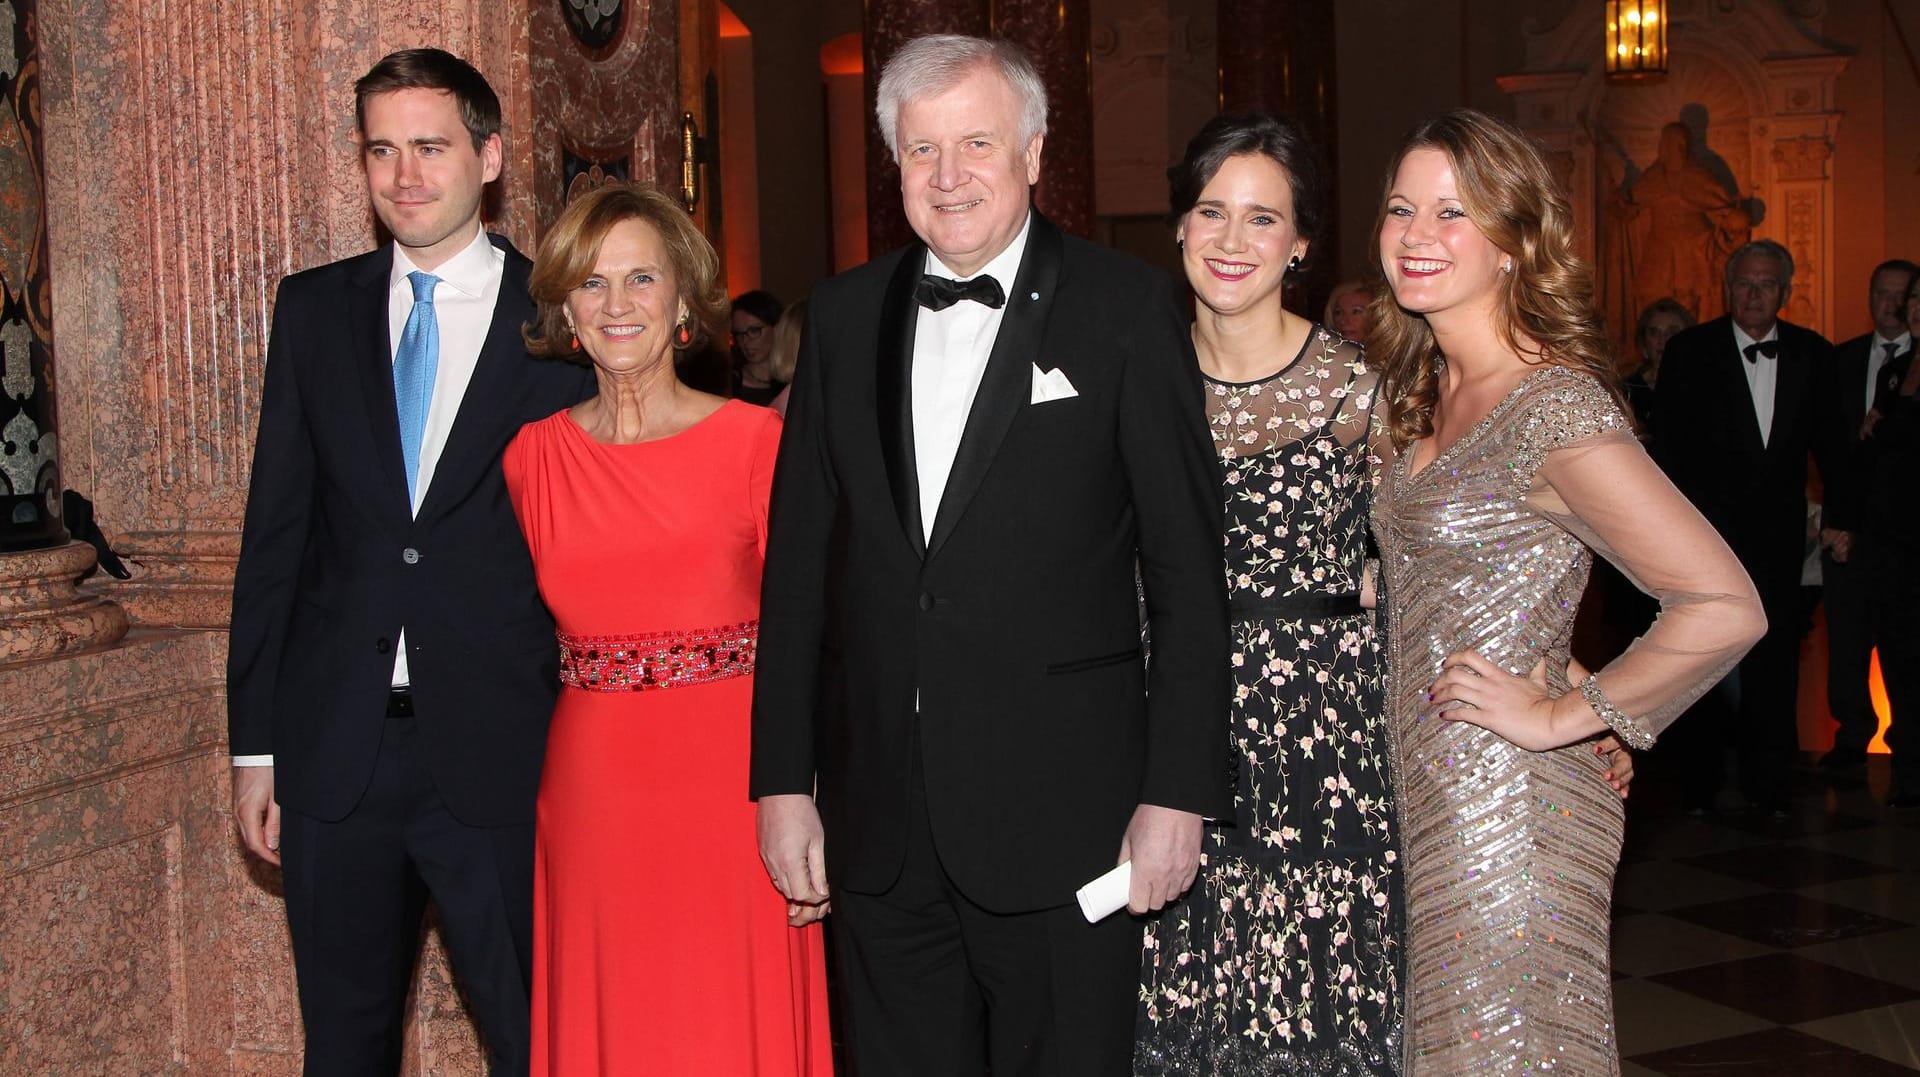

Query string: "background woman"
[506, 184, 831, 1075]
[730, 288, 786, 404]
[765, 298, 807, 416]
[1367, 110, 1762, 1073]
[1623, 297, 1694, 431]
[1135, 111, 1399, 1076]
[1325, 278, 1374, 346]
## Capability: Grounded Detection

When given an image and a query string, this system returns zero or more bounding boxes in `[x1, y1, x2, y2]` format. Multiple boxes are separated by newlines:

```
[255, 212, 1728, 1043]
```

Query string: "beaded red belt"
[556, 621, 758, 692]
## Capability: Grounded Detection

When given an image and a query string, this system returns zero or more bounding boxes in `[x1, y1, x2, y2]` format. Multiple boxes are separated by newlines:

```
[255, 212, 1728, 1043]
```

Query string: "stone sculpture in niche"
[1611, 121, 1753, 324]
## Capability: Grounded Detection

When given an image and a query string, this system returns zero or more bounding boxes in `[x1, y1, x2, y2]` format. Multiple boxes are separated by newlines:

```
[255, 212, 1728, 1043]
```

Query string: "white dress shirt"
[1867, 331, 1912, 415]
[233, 228, 505, 767]
[912, 213, 1031, 540]
[1732, 321, 1780, 448]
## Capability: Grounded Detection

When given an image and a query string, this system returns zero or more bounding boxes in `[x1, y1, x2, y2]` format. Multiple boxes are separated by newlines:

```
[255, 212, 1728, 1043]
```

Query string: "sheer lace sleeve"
[1526, 401, 1766, 743]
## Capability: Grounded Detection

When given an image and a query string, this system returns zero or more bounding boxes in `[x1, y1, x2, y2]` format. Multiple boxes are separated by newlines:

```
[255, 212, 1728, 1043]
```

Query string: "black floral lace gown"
[1137, 329, 1402, 1076]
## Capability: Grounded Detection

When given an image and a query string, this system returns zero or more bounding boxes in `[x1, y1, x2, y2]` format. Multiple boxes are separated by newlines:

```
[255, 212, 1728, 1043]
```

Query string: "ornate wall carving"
[1499, 0, 1848, 347]
[530, 0, 680, 228]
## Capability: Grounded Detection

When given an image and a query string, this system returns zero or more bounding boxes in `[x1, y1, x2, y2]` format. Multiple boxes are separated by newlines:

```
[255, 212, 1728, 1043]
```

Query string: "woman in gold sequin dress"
[1366, 111, 1765, 1074]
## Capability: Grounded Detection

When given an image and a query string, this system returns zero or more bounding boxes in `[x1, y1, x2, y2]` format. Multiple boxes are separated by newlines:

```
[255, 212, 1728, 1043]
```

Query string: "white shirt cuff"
[231, 754, 274, 767]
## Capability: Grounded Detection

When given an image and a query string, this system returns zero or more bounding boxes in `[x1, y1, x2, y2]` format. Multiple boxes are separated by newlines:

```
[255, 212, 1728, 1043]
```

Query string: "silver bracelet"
[1581, 674, 1654, 751]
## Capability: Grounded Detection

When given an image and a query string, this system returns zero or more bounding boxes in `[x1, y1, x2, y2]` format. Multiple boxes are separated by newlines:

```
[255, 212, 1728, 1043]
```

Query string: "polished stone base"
[0, 541, 129, 666]
[106, 530, 240, 631]
[0, 629, 484, 1073]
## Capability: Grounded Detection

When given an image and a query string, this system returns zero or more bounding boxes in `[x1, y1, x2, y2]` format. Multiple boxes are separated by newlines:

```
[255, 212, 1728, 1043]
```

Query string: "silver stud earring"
[1288, 255, 1302, 271]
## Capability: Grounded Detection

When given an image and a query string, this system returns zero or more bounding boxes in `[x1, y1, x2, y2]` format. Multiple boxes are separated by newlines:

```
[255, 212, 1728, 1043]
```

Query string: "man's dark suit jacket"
[228, 236, 590, 827]
[1821, 333, 1908, 532]
[1652, 314, 1836, 599]
[749, 213, 1232, 914]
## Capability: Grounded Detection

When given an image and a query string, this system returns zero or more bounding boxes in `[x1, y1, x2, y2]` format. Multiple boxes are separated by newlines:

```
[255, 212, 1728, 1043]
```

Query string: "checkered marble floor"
[1611, 754, 1920, 1075]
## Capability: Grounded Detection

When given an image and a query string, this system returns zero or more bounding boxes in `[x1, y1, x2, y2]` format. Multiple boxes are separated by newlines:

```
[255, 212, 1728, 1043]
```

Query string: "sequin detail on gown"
[1137, 328, 1403, 1076]
[1371, 366, 1631, 1075]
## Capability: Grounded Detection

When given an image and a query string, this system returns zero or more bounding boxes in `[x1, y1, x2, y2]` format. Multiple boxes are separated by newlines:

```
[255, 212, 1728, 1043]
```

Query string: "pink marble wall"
[40, 0, 536, 630]
[2, 1, 674, 1071]
[995, 0, 1095, 237]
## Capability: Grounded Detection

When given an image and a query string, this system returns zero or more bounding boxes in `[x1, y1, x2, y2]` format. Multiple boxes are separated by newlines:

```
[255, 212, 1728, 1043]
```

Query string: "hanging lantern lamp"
[1605, 0, 1668, 83]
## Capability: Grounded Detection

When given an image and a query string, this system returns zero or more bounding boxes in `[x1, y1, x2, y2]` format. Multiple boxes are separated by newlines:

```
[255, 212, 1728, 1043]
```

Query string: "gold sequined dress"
[1370, 367, 1761, 1074]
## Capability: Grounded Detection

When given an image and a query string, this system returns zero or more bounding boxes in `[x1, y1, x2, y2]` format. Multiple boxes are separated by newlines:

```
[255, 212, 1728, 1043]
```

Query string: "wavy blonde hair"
[1367, 109, 1625, 448]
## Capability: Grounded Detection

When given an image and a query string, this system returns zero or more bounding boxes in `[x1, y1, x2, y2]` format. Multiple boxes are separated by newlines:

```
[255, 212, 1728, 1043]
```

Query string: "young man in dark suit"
[1816, 259, 1916, 771]
[1653, 239, 1837, 816]
[751, 33, 1230, 1077]
[227, 49, 588, 1075]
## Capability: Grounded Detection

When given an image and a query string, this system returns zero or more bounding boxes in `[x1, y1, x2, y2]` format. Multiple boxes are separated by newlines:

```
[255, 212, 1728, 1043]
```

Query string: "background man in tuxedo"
[751, 34, 1230, 1076]
[227, 49, 587, 1075]
[1816, 258, 1916, 772]
[1654, 239, 1837, 816]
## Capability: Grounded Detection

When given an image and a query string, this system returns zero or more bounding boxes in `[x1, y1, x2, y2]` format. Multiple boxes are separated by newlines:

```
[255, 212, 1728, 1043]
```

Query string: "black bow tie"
[1743, 340, 1779, 363]
[915, 273, 1006, 312]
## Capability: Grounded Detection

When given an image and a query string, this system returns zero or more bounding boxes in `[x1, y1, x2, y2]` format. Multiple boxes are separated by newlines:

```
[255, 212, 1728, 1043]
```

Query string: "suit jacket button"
[402, 547, 420, 564]
[918, 592, 935, 612]
[375, 637, 391, 654]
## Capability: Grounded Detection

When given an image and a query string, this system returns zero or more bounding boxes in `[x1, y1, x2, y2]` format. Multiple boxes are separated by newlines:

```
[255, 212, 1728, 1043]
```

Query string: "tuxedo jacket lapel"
[877, 248, 927, 560]
[925, 213, 1064, 561]
[349, 254, 412, 521]
[415, 241, 535, 523]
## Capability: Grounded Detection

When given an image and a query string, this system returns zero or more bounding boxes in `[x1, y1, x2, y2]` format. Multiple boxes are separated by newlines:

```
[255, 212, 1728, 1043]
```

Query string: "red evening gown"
[504, 400, 832, 1076]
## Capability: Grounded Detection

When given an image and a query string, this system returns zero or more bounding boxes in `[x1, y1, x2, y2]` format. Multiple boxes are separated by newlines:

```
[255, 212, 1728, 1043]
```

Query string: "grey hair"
[875, 34, 1048, 160]
[1724, 238, 1795, 293]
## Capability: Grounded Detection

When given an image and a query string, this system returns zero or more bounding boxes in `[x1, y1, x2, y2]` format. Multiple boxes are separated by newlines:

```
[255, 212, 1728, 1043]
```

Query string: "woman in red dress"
[505, 183, 832, 1075]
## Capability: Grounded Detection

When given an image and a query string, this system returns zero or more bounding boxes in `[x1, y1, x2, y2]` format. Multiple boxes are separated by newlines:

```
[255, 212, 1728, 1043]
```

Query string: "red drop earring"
[569, 331, 579, 351]
[676, 321, 692, 347]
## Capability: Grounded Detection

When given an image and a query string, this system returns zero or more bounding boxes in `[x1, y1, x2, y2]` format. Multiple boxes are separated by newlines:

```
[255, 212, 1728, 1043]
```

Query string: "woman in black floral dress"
[1135, 114, 1402, 1076]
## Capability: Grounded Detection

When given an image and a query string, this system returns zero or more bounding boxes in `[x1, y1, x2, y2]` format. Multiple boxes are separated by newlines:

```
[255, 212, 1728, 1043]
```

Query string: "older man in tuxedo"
[751, 33, 1230, 1077]
[1816, 259, 1917, 771]
[1654, 239, 1837, 815]
[228, 49, 588, 1074]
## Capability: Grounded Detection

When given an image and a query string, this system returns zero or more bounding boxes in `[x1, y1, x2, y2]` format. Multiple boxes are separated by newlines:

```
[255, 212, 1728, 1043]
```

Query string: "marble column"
[863, 0, 989, 256]
[41, 0, 538, 633]
[11, 1, 559, 1071]
[1217, 0, 1338, 308]
[994, 0, 1095, 236]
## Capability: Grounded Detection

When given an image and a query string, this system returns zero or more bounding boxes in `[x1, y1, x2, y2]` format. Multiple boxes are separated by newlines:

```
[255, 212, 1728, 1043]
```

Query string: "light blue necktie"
[394, 270, 441, 503]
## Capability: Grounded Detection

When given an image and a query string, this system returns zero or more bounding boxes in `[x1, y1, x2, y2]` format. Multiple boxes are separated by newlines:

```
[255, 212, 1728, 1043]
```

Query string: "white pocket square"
[1030, 363, 1079, 404]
